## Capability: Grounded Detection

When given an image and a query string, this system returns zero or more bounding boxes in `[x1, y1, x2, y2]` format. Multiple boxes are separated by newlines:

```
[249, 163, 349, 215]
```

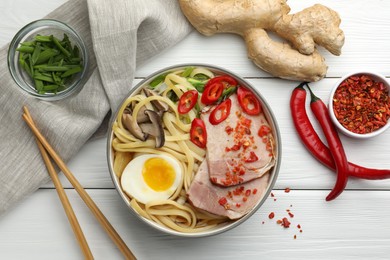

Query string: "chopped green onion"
[15, 33, 84, 95]
[149, 73, 168, 88]
[16, 46, 35, 53]
[181, 67, 194, 77]
[61, 66, 82, 78]
[187, 78, 207, 92]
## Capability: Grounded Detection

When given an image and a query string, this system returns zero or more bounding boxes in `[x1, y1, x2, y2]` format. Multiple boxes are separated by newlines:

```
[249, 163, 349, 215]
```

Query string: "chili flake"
[258, 125, 271, 137]
[268, 212, 275, 219]
[218, 197, 227, 206]
[332, 74, 390, 134]
[281, 217, 291, 228]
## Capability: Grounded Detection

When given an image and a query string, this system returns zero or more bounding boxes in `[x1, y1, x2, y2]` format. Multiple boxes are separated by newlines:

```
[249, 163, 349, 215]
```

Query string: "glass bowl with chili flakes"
[7, 19, 88, 101]
[329, 72, 390, 138]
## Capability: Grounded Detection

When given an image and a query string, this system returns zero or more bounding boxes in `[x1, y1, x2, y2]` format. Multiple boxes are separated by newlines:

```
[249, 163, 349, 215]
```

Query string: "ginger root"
[178, 0, 345, 82]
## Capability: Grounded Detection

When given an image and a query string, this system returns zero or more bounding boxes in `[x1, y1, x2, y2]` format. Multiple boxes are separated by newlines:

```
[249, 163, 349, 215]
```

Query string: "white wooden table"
[1, 0, 390, 259]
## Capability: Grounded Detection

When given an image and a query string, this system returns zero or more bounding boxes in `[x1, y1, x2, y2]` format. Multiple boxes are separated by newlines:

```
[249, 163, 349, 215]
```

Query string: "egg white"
[120, 154, 182, 204]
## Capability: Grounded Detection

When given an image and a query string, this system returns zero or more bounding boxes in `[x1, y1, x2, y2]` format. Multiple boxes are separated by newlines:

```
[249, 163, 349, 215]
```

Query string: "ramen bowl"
[107, 64, 281, 237]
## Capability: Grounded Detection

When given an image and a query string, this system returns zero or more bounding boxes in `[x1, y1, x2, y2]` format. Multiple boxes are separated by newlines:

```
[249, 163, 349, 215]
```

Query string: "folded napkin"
[0, 0, 192, 215]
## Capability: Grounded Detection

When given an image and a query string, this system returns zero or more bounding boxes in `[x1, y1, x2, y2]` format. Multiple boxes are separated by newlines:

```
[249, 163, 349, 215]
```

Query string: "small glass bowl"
[329, 71, 390, 139]
[7, 19, 88, 101]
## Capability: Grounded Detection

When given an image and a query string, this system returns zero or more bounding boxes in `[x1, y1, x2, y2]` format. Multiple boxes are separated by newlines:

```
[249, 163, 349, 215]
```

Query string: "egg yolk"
[142, 157, 176, 191]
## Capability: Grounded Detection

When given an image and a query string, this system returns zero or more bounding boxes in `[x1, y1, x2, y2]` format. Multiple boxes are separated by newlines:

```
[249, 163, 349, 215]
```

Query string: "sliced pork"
[201, 94, 275, 187]
[188, 160, 270, 219]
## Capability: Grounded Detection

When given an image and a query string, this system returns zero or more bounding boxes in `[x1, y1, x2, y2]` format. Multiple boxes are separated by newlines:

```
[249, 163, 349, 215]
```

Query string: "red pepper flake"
[225, 125, 233, 135]
[242, 197, 248, 202]
[284, 187, 291, 193]
[294, 235, 297, 239]
[218, 197, 227, 206]
[333, 74, 390, 134]
[268, 212, 275, 219]
[245, 189, 252, 197]
[270, 192, 277, 201]
[258, 125, 271, 137]
[288, 212, 294, 218]
[236, 203, 241, 208]
[297, 224, 303, 233]
[276, 219, 282, 225]
[244, 151, 258, 163]
[281, 217, 291, 228]
[253, 188, 258, 195]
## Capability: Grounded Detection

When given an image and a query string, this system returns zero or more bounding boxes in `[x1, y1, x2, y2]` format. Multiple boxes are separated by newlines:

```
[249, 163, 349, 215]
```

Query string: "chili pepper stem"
[296, 81, 308, 89]
[305, 83, 321, 103]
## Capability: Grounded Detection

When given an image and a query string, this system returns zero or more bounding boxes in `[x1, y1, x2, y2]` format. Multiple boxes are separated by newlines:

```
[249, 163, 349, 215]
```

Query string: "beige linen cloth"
[0, 0, 192, 215]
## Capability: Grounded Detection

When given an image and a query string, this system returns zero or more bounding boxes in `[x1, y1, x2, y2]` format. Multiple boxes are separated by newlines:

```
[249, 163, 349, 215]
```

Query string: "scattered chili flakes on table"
[332, 74, 390, 134]
[263, 190, 303, 239]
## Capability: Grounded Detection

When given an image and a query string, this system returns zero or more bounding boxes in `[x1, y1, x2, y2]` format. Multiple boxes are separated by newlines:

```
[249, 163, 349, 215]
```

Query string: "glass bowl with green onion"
[7, 19, 88, 101]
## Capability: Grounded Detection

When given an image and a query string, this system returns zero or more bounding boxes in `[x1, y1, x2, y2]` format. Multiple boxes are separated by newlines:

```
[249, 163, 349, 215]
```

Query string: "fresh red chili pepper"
[308, 85, 349, 201]
[178, 90, 198, 114]
[201, 82, 223, 105]
[209, 98, 231, 125]
[190, 118, 207, 148]
[237, 87, 262, 115]
[290, 83, 390, 180]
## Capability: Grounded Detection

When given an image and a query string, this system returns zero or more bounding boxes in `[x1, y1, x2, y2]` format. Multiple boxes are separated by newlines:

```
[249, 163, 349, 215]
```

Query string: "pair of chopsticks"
[22, 106, 136, 260]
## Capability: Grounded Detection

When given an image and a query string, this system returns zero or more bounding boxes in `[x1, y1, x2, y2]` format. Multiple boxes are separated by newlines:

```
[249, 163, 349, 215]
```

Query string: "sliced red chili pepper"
[290, 83, 390, 180]
[190, 118, 207, 148]
[201, 82, 223, 105]
[237, 87, 262, 115]
[206, 75, 237, 88]
[308, 86, 349, 201]
[178, 90, 198, 114]
[209, 98, 231, 125]
[201, 75, 238, 105]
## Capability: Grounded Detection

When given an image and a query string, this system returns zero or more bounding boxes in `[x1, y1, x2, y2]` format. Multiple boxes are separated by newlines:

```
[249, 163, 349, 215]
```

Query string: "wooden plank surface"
[1, 0, 390, 259]
[1, 189, 390, 259]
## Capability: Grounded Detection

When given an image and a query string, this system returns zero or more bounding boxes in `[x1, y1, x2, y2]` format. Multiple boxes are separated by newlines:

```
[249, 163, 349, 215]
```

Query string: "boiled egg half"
[120, 154, 182, 204]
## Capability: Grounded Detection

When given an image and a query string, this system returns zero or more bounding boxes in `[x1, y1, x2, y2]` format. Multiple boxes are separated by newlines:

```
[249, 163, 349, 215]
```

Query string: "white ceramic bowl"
[107, 64, 281, 237]
[329, 71, 390, 138]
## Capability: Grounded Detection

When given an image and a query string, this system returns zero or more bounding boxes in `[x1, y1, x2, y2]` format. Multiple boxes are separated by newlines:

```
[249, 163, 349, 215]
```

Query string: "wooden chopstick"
[22, 106, 136, 260]
[23, 108, 94, 260]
